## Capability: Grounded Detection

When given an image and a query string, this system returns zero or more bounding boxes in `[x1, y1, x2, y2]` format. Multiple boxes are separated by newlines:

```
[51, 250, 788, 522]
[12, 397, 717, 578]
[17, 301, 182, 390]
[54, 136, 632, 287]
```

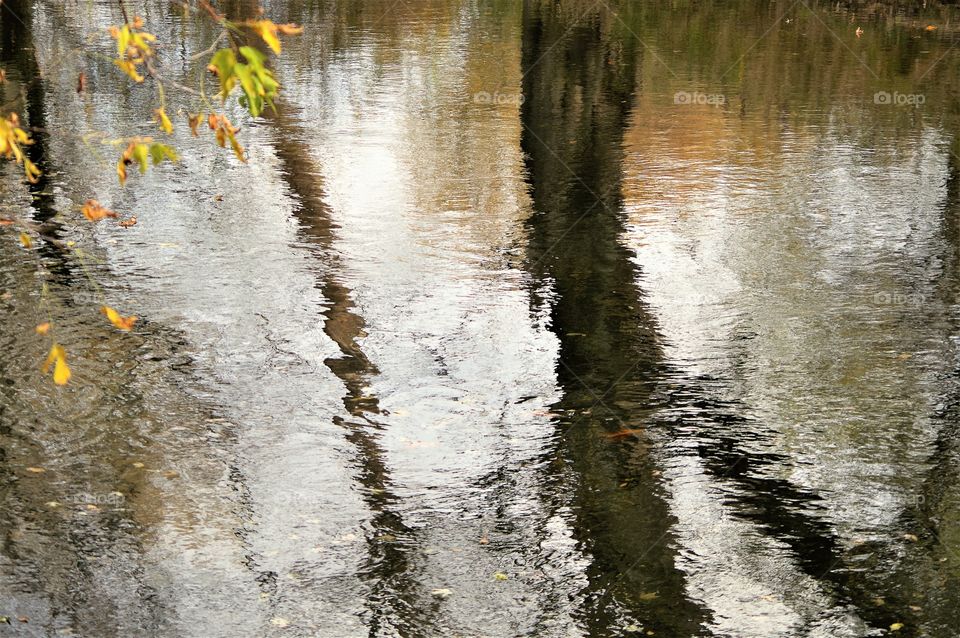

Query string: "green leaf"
[210, 48, 237, 99]
[232, 63, 263, 116]
[132, 143, 149, 173]
[149, 142, 178, 165]
[239, 46, 268, 67]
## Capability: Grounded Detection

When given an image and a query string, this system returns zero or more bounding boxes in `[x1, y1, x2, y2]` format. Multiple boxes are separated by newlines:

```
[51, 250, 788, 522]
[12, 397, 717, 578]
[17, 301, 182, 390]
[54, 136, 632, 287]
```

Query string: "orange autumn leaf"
[101, 305, 138, 331]
[277, 23, 304, 36]
[35, 322, 51, 335]
[187, 113, 202, 137]
[118, 216, 137, 228]
[209, 114, 245, 162]
[81, 199, 118, 222]
[42, 343, 71, 385]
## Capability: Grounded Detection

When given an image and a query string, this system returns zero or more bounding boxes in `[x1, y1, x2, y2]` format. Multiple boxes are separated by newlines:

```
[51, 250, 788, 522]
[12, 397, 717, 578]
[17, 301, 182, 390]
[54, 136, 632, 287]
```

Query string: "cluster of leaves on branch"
[0, 4, 302, 385]
[108, 16, 155, 83]
[0, 113, 40, 183]
[117, 138, 178, 185]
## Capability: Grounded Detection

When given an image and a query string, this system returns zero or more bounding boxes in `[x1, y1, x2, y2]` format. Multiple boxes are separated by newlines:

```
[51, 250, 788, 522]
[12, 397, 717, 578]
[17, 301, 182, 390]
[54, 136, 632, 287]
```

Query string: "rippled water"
[3, 0, 960, 636]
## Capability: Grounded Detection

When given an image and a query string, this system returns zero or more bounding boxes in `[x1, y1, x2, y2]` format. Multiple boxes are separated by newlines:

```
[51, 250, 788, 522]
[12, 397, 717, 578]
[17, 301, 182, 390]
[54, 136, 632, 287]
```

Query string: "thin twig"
[190, 31, 226, 61]
[117, 0, 130, 25]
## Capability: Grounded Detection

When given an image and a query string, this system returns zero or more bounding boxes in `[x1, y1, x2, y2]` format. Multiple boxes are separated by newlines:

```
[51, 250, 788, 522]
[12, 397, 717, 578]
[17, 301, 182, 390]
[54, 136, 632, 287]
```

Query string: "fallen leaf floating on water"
[81, 199, 117, 222]
[604, 428, 644, 441]
[431, 588, 453, 599]
[493, 571, 508, 581]
[270, 618, 289, 628]
[0, 218, 13, 225]
[926, 25, 938, 31]
[890, 623, 904, 632]
[856, 26, 864, 37]
[19, 232, 31, 248]
[638, 591, 659, 601]
[26, 466, 45, 473]
[76, 71, 86, 92]
[35, 322, 50, 335]
[118, 216, 137, 228]
[41, 343, 71, 385]
[101, 306, 138, 331]
[903, 533, 919, 542]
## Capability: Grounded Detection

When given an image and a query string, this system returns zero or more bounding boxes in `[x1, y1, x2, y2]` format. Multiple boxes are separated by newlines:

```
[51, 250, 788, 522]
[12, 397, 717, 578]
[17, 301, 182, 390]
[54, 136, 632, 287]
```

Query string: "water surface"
[2, 0, 960, 636]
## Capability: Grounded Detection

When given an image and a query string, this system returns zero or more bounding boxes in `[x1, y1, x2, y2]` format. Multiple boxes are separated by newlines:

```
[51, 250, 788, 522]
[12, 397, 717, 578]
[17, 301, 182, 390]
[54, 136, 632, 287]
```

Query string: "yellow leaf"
[42, 343, 70, 385]
[890, 623, 904, 631]
[23, 158, 40, 183]
[26, 466, 45, 473]
[35, 322, 50, 335]
[101, 305, 138, 331]
[53, 357, 70, 384]
[19, 232, 31, 248]
[113, 59, 144, 82]
[154, 108, 173, 134]
[250, 20, 281, 54]
[81, 199, 117, 222]
[112, 24, 131, 58]
[493, 571, 508, 581]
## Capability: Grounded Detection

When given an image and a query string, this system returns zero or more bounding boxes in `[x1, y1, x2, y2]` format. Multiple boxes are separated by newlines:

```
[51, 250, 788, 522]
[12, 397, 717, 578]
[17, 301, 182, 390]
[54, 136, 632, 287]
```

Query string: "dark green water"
[2, 0, 960, 636]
